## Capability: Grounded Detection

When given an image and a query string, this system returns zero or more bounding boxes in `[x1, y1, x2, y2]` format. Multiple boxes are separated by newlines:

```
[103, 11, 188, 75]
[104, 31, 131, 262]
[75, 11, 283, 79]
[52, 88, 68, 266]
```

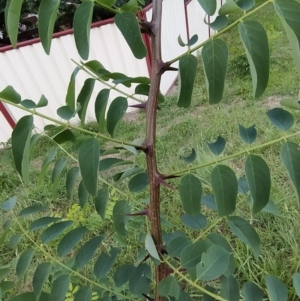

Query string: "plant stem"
[165, 130, 300, 177]
[0, 97, 146, 150]
[168, 0, 272, 65]
[72, 60, 145, 104]
[146, 0, 165, 299]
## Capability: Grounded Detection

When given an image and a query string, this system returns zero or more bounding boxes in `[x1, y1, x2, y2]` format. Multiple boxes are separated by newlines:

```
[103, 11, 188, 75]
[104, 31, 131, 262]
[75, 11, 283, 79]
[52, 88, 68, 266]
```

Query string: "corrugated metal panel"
[0, 112, 11, 143]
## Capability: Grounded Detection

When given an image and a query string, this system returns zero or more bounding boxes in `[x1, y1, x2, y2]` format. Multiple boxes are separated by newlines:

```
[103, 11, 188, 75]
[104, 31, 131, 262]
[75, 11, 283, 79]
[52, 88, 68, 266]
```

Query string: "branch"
[0, 97, 146, 150]
[72, 60, 146, 104]
[164, 131, 300, 177]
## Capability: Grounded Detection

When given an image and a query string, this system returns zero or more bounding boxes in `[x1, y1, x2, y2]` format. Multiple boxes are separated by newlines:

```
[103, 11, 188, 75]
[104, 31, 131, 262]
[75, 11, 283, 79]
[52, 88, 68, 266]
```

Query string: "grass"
[1, 1, 300, 299]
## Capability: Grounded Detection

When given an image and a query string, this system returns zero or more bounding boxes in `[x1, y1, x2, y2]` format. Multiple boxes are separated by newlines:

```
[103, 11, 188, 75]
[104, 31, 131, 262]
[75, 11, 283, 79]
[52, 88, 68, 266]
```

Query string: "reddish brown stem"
[145, 0, 165, 300]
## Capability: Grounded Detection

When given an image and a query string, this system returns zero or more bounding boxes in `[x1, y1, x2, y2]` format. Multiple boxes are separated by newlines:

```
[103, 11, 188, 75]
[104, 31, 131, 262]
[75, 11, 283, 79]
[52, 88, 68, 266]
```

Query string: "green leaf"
[219, 0, 241, 15]
[94, 188, 109, 220]
[274, 1, 300, 77]
[107, 97, 128, 137]
[167, 235, 191, 257]
[238, 20, 269, 98]
[181, 240, 212, 269]
[197, 245, 230, 281]
[180, 174, 202, 214]
[280, 142, 300, 205]
[207, 233, 231, 252]
[19, 205, 48, 217]
[16, 249, 34, 279]
[66, 67, 80, 111]
[220, 275, 240, 301]
[177, 54, 198, 108]
[206, 15, 229, 31]
[245, 155, 271, 214]
[8, 233, 20, 248]
[178, 35, 187, 47]
[41, 220, 73, 244]
[5, 0, 22, 47]
[57, 106, 75, 121]
[66, 167, 80, 199]
[211, 165, 238, 217]
[202, 39, 228, 104]
[99, 158, 133, 172]
[78, 180, 89, 208]
[237, 0, 255, 10]
[21, 99, 36, 109]
[114, 264, 136, 287]
[129, 263, 151, 295]
[238, 124, 257, 144]
[51, 157, 68, 198]
[262, 200, 280, 216]
[0, 268, 10, 281]
[73, 0, 94, 59]
[114, 12, 147, 59]
[265, 275, 288, 301]
[57, 226, 87, 257]
[121, 0, 139, 12]
[227, 216, 260, 259]
[113, 167, 144, 182]
[187, 34, 199, 47]
[78, 138, 100, 196]
[7, 292, 36, 301]
[50, 274, 70, 301]
[281, 98, 300, 110]
[75, 235, 105, 269]
[158, 276, 181, 300]
[74, 287, 92, 301]
[128, 172, 149, 193]
[29, 217, 61, 231]
[36, 95, 48, 108]
[38, 0, 60, 54]
[113, 201, 130, 236]
[33, 262, 51, 298]
[11, 115, 33, 184]
[243, 282, 263, 301]
[181, 148, 196, 163]
[266, 108, 294, 131]
[94, 248, 119, 279]
[201, 194, 217, 210]
[145, 233, 160, 261]
[197, 0, 217, 15]
[207, 136, 226, 155]
[181, 213, 207, 230]
[95, 89, 110, 132]
[293, 273, 300, 297]
[1, 196, 17, 211]
[39, 147, 56, 185]
[238, 177, 249, 194]
[77, 78, 95, 126]
[0, 86, 21, 103]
